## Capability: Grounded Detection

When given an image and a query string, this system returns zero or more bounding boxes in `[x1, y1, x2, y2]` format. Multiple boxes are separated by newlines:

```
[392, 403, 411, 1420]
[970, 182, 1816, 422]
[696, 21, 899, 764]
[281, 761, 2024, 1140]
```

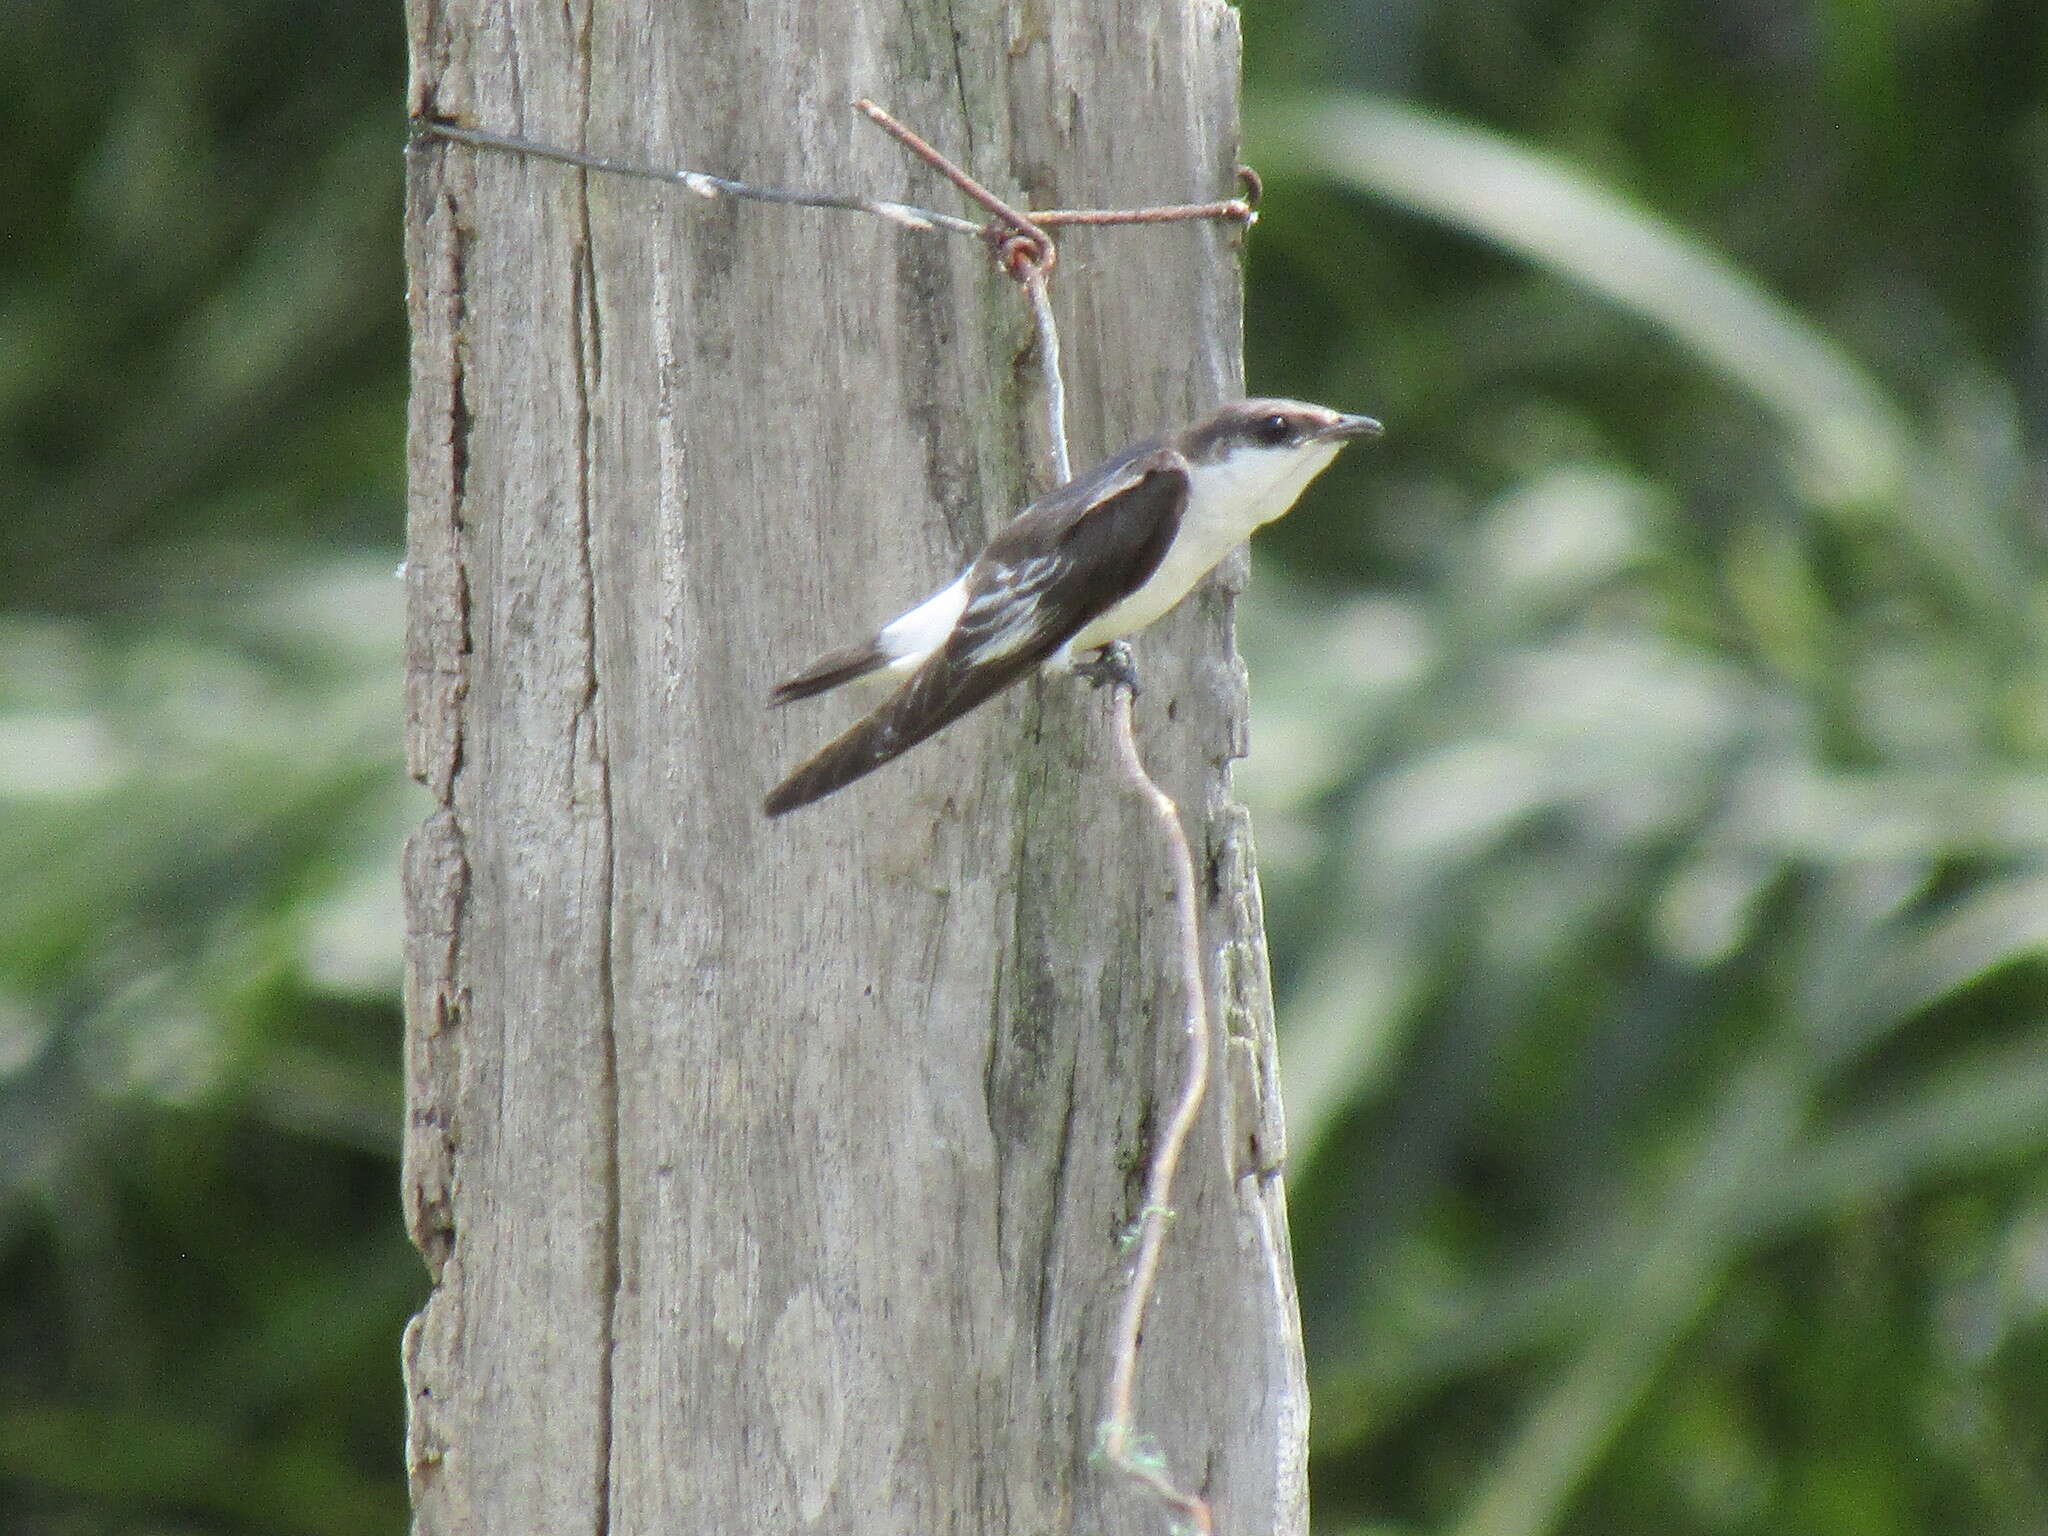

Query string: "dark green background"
[4, 3, 2043, 1533]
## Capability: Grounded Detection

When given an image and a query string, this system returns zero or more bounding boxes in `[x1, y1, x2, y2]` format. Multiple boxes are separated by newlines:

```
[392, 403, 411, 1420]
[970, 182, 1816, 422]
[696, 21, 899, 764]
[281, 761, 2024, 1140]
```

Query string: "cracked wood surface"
[401, 2, 1306, 1533]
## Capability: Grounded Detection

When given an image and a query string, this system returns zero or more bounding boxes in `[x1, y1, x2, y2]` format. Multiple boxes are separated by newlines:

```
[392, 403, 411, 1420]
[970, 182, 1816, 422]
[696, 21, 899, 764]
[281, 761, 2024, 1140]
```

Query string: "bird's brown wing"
[763, 453, 1188, 816]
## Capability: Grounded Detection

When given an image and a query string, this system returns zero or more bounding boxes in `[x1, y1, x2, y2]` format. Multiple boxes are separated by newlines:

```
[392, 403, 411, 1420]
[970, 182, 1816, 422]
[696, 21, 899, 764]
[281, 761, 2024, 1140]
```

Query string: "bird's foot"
[1072, 640, 1140, 697]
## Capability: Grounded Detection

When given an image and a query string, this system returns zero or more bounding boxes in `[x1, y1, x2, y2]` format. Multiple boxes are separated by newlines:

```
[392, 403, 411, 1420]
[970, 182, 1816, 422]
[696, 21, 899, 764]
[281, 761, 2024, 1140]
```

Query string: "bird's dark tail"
[762, 704, 920, 816]
[763, 641, 1043, 816]
[769, 640, 888, 705]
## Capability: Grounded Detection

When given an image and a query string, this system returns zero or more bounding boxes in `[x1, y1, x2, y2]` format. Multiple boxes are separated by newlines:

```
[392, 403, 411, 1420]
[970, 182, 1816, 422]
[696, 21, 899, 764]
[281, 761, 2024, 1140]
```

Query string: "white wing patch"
[968, 553, 1065, 610]
[872, 458, 1164, 677]
[877, 574, 970, 670]
[959, 553, 1068, 662]
[964, 605, 1050, 663]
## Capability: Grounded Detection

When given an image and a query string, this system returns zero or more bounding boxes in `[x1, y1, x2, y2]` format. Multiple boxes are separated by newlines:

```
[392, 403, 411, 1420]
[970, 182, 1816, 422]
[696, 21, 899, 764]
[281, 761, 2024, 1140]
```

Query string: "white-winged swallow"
[764, 397, 1383, 815]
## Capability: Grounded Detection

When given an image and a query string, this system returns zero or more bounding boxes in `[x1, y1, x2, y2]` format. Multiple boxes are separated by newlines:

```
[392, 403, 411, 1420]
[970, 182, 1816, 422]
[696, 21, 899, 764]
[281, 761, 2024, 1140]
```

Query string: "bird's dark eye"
[1256, 413, 1292, 445]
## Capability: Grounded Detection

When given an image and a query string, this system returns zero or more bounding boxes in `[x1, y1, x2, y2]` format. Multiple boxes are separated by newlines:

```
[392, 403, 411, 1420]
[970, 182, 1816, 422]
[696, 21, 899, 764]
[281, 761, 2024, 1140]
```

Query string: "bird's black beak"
[1320, 413, 1385, 442]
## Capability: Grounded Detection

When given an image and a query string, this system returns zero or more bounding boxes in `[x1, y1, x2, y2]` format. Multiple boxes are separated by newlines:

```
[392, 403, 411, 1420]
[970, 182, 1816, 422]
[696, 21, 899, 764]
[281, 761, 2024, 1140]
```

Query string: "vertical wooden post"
[400, 2, 1306, 1532]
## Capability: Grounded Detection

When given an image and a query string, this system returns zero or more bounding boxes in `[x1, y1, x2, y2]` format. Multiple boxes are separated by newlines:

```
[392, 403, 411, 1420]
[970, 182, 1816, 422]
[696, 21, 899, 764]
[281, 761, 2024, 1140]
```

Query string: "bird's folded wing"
[763, 454, 1189, 815]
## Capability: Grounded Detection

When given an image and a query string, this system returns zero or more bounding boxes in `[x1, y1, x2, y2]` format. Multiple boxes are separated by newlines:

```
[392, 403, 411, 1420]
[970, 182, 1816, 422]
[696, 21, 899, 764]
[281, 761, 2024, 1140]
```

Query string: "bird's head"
[1177, 397, 1383, 522]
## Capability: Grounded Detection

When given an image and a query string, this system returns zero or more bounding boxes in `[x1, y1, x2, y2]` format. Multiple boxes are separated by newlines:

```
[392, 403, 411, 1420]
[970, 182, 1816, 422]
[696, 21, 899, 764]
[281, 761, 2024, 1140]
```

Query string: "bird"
[763, 397, 1382, 816]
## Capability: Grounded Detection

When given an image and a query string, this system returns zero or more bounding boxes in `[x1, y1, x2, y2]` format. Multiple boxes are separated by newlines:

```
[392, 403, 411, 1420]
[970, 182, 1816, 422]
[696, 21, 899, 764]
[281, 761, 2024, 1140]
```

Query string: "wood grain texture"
[401, 2, 1306, 1532]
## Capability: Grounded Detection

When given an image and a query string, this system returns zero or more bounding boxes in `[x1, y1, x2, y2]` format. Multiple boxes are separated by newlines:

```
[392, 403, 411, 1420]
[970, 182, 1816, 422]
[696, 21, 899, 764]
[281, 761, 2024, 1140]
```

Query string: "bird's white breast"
[1067, 439, 1341, 651]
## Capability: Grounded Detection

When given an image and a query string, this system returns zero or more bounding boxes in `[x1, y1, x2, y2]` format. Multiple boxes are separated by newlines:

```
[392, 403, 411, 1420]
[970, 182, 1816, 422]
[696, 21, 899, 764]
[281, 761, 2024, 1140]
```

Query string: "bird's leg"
[1072, 640, 1141, 697]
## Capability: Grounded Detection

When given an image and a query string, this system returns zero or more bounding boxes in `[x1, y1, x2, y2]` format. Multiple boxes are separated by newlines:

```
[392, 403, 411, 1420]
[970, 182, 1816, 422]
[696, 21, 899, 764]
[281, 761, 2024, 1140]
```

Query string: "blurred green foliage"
[2, 1, 2042, 1533]
[1239, 5, 2048, 1533]
[2, 4, 416, 1532]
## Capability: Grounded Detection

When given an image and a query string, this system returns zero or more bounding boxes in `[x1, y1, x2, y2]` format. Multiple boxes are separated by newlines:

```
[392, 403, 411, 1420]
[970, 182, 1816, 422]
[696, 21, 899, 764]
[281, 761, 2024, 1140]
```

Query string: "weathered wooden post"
[400, 1, 1306, 1530]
